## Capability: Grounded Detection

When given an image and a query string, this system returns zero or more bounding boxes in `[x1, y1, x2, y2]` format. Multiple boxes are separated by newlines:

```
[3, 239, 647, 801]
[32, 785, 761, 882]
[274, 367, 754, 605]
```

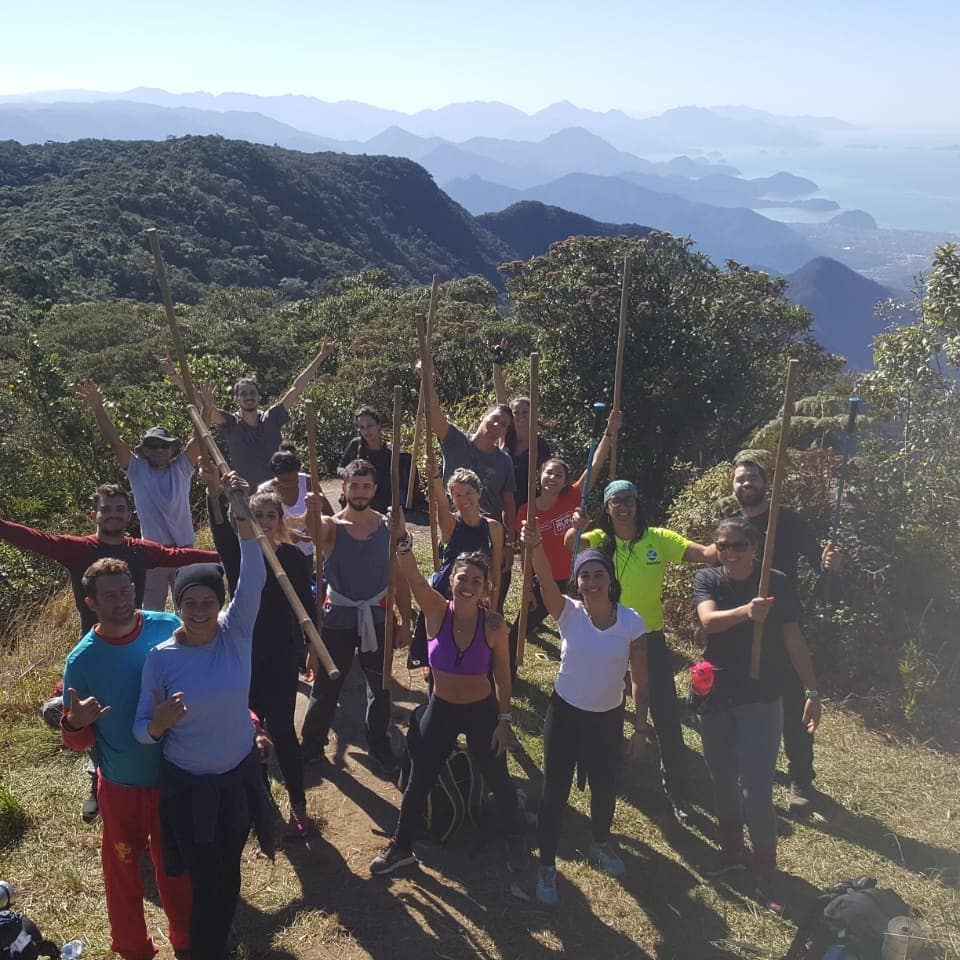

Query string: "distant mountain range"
[446, 173, 820, 273]
[0, 89, 854, 149]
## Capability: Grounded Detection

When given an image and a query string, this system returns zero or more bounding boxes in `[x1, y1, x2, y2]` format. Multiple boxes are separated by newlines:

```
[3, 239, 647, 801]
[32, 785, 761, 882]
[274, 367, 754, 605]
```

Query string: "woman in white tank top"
[260, 445, 334, 556]
[519, 524, 651, 906]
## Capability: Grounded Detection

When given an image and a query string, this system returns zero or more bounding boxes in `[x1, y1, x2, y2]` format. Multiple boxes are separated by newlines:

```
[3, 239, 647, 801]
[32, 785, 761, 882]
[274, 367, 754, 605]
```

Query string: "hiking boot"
[587, 839, 626, 877]
[506, 834, 529, 873]
[788, 781, 813, 816]
[81, 789, 99, 824]
[535, 865, 559, 906]
[370, 840, 416, 876]
[284, 802, 313, 840]
[368, 742, 400, 773]
[699, 846, 749, 877]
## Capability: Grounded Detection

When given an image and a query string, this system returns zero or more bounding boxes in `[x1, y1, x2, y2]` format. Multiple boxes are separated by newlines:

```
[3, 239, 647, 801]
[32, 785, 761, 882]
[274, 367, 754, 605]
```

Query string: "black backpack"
[784, 876, 911, 960]
[0, 911, 60, 960]
[398, 704, 486, 845]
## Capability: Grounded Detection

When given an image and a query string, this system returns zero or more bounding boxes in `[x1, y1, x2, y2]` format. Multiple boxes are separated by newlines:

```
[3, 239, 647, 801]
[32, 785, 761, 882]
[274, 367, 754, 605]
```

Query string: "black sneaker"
[300, 740, 329, 766]
[370, 840, 416, 875]
[506, 834, 529, 873]
[788, 782, 813, 816]
[81, 791, 99, 824]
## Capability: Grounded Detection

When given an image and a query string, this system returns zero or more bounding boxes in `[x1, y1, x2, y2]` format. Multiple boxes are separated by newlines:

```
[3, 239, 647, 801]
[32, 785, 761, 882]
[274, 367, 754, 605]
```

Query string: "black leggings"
[249, 650, 304, 806]
[394, 694, 519, 850]
[538, 691, 623, 867]
[163, 789, 249, 960]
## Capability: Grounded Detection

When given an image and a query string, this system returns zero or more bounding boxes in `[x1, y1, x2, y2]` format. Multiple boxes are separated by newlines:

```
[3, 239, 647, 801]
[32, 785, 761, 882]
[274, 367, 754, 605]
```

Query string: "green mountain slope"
[0, 136, 510, 301]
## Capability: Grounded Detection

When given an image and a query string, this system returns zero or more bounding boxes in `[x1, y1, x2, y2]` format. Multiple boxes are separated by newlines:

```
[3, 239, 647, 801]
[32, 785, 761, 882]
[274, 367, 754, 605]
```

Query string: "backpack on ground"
[784, 875, 912, 960]
[397, 704, 486, 845]
[0, 911, 60, 960]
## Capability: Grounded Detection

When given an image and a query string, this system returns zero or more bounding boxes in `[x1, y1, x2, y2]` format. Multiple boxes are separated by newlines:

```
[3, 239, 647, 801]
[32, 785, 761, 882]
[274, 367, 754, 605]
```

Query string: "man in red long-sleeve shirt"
[5, 481, 219, 824]
[0, 482, 219, 633]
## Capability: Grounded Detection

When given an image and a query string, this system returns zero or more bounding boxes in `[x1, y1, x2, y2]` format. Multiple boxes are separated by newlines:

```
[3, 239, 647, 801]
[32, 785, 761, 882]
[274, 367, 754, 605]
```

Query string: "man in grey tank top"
[300, 459, 411, 772]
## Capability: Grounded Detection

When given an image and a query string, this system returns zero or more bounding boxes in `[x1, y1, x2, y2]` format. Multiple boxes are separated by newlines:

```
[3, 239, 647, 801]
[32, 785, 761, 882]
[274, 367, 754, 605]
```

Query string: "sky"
[2, 0, 956, 125]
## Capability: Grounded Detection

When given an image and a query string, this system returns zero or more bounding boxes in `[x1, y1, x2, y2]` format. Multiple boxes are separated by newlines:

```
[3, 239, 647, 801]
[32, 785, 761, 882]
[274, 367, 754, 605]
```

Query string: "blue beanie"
[572, 549, 616, 583]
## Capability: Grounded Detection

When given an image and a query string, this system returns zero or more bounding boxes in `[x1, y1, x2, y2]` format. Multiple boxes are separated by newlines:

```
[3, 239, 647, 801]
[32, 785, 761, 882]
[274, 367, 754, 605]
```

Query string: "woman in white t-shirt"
[520, 522, 651, 906]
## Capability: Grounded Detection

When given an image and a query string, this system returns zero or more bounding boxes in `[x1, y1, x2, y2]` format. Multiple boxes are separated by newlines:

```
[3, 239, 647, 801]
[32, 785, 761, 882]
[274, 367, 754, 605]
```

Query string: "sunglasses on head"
[715, 540, 750, 553]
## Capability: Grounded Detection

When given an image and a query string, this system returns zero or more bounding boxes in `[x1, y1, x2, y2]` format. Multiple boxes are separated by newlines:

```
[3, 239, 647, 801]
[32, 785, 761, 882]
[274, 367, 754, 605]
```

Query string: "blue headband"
[603, 480, 638, 505]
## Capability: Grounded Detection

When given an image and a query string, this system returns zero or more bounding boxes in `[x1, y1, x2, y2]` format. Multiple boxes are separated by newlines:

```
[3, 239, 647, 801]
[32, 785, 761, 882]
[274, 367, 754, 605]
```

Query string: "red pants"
[98, 774, 192, 960]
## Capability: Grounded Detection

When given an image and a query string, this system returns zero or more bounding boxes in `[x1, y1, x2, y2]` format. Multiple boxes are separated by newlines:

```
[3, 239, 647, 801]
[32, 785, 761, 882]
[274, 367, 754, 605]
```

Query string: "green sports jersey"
[581, 527, 690, 630]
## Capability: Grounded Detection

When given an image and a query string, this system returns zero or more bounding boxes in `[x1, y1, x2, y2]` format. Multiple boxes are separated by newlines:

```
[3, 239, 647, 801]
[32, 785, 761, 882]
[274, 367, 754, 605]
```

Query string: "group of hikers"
[2, 343, 844, 959]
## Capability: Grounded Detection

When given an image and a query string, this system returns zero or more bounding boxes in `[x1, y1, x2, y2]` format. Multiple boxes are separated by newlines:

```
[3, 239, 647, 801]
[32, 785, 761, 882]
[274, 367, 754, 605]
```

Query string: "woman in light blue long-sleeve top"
[134, 471, 268, 960]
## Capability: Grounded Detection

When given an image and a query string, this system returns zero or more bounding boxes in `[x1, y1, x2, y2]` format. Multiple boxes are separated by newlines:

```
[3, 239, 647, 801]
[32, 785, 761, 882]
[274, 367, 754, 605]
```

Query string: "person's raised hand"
[569, 508, 591, 532]
[74, 380, 104, 409]
[519, 519, 541, 551]
[220, 470, 250, 498]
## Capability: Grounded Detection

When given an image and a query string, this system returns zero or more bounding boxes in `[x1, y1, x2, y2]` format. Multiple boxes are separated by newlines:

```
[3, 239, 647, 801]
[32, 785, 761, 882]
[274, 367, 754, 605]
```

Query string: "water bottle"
[60, 940, 84, 960]
[0, 880, 16, 910]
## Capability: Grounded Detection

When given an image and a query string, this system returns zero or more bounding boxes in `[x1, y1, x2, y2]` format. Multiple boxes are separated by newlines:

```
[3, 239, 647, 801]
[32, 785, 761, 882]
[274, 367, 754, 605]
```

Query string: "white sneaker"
[587, 839, 626, 877]
[535, 865, 559, 905]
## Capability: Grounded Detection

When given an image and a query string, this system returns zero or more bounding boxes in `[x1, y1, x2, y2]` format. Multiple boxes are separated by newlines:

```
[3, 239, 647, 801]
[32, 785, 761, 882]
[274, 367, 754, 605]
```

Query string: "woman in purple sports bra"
[370, 508, 526, 876]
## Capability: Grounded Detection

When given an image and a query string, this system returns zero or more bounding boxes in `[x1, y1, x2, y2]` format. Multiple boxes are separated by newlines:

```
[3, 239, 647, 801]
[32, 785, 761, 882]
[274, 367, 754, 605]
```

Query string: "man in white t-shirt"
[76, 381, 200, 611]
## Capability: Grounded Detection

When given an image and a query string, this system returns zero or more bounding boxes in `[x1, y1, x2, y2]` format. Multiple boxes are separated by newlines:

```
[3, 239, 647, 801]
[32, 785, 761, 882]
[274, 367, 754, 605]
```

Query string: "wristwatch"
[804, 688, 821, 700]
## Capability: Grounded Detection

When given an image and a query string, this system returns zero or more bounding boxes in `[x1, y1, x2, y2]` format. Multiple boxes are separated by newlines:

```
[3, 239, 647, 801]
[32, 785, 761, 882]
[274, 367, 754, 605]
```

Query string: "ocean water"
[711, 144, 960, 235]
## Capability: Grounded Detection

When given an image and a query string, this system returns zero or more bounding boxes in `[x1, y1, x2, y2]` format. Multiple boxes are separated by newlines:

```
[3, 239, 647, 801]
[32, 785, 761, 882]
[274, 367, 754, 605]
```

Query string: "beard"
[735, 487, 764, 508]
[346, 497, 371, 512]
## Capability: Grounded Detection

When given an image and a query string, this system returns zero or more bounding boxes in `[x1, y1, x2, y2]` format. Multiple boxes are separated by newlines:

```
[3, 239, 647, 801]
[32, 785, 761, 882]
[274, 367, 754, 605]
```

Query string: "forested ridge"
[0, 136, 510, 301]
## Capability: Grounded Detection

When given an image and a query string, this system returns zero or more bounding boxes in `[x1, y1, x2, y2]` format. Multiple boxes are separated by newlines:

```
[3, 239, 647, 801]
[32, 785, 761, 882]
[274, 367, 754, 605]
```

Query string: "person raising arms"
[134, 471, 271, 960]
[370, 508, 525, 876]
[565, 479, 716, 824]
[407, 467, 503, 669]
[519, 522, 649, 906]
[191, 341, 335, 488]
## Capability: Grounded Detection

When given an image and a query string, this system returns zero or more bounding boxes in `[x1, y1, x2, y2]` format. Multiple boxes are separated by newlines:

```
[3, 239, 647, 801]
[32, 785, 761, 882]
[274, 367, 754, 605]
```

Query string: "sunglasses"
[143, 441, 173, 451]
[715, 540, 750, 553]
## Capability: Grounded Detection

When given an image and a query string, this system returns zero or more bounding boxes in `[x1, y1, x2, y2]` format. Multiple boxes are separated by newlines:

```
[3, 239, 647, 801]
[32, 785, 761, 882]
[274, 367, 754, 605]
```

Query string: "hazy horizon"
[2, 0, 955, 127]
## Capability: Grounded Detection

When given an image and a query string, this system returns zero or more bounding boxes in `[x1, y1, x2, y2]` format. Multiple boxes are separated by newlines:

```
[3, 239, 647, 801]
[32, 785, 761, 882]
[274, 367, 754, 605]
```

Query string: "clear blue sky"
[3, 0, 955, 125]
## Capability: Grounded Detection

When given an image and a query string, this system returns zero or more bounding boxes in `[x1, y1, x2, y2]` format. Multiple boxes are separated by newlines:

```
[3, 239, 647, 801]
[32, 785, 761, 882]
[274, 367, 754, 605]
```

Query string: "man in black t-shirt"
[730, 458, 841, 814]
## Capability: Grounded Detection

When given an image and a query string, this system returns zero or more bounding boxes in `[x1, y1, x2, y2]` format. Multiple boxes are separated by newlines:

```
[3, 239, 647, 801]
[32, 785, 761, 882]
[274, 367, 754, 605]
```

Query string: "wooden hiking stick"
[515, 353, 540, 668]
[304, 400, 325, 602]
[609, 256, 632, 480]
[417, 276, 441, 570]
[405, 384, 424, 510]
[186, 405, 340, 679]
[383, 385, 403, 690]
[750, 358, 800, 680]
[146, 227, 224, 523]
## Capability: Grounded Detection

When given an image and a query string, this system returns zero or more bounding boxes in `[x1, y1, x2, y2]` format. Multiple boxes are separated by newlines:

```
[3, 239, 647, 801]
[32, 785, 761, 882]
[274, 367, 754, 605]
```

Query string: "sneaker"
[284, 802, 313, 840]
[670, 796, 692, 826]
[300, 741, 329, 766]
[699, 847, 749, 877]
[506, 834, 529, 873]
[587, 839, 626, 877]
[81, 791, 99, 824]
[370, 840, 416, 876]
[368, 743, 400, 773]
[788, 781, 813, 816]
[752, 869, 785, 915]
[535, 865, 558, 906]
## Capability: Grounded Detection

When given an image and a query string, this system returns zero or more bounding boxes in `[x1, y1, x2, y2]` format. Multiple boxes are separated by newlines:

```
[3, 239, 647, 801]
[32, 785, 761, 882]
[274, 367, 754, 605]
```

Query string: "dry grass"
[1, 547, 958, 959]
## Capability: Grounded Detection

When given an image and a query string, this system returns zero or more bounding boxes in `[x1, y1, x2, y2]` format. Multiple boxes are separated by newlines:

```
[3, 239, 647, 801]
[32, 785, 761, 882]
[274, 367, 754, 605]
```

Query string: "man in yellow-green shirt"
[566, 479, 716, 823]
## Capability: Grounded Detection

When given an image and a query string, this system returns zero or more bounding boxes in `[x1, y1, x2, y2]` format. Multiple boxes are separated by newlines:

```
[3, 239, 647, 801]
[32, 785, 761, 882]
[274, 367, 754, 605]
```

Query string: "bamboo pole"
[186, 405, 340, 679]
[609, 257, 632, 480]
[146, 227, 223, 524]
[304, 400, 325, 611]
[405, 382, 424, 510]
[515, 353, 539, 668]
[417, 276, 441, 570]
[383, 385, 403, 690]
[750, 359, 800, 680]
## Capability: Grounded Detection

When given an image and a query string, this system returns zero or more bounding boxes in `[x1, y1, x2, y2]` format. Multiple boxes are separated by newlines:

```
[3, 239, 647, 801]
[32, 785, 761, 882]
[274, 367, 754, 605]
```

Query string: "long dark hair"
[596, 500, 647, 558]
